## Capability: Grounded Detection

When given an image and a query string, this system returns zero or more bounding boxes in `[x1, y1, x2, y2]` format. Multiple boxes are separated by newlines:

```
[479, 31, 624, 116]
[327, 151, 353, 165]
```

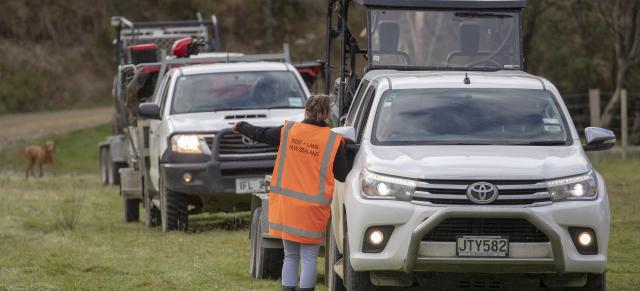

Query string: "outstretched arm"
[233, 121, 283, 146]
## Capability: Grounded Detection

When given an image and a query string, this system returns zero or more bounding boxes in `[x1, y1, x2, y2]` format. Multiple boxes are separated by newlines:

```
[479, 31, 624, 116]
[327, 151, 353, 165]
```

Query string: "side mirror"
[332, 126, 356, 143]
[583, 127, 616, 151]
[138, 103, 161, 119]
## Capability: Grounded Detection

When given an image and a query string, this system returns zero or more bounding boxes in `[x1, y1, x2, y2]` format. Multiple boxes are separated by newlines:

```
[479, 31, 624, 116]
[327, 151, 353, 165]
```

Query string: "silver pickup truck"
[137, 61, 309, 231]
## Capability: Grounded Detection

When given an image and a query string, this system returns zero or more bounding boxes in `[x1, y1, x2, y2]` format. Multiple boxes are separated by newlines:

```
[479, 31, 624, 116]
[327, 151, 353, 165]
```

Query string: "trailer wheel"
[249, 208, 259, 277]
[160, 178, 188, 232]
[326, 221, 345, 291]
[251, 207, 283, 279]
[122, 196, 141, 222]
[100, 147, 109, 185]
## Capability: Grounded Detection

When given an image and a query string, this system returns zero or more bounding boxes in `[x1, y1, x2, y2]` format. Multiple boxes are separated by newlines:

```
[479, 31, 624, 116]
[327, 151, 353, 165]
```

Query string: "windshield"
[369, 9, 521, 70]
[373, 89, 570, 145]
[171, 71, 306, 114]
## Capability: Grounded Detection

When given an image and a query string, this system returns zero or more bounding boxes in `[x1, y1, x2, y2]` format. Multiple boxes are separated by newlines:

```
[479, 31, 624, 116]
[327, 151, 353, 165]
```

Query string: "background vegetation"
[0, 0, 326, 114]
[1, 1, 640, 120]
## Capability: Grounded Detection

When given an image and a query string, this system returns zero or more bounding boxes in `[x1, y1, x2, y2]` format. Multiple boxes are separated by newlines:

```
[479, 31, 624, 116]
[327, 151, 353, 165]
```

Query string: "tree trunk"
[600, 61, 627, 128]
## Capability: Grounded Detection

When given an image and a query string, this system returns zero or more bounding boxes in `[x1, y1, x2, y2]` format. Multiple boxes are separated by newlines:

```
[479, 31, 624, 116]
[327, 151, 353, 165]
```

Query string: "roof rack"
[111, 13, 221, 65]
[143, 44, 292, 93]
[324, 0, 528, 120]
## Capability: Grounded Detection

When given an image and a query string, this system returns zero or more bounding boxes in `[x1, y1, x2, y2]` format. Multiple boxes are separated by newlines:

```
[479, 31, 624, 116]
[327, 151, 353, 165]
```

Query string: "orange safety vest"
[268, 121, 343, 244]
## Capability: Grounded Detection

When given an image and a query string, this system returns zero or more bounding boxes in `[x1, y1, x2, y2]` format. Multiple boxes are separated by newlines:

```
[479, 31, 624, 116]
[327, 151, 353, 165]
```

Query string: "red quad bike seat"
[129, 44, 159, 64]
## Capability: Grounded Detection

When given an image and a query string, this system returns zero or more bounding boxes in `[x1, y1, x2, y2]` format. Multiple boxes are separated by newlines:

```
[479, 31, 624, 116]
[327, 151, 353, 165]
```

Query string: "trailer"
[248, 175, 329, 280]
[99, 14, 221, 187]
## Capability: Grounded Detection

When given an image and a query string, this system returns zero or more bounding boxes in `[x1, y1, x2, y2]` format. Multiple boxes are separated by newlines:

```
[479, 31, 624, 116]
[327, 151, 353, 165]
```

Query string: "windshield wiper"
[450, 142, 495, 145]
[521, 140, 566, 145]
[455, 12, 512, 19]
[212, 107, 263, 111]
[267, 106, 304, 109]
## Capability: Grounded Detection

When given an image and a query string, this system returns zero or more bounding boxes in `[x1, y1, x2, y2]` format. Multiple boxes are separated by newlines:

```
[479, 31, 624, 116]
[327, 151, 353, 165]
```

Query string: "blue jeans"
[282, 239, 321, 288]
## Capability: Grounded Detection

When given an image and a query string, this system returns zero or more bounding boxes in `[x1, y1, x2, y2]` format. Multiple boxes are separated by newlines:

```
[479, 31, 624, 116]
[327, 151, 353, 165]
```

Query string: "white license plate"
[235, 178, 265, 194]
[456, 236, 509, 257]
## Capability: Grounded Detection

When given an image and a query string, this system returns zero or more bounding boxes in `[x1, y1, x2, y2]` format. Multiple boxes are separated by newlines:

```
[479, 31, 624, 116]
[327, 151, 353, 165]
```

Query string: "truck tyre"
[160, 180, 188, 232]
[344, 226, 377, 291]
[123, 197, 141, 222]
[250, 207, 283, 279]
[100, 147, 109, 185]
[326, 222, 346, 291]
[143, 185, 161, 228]
[580, 273, 605, 291]
[106, 152, 115, 185]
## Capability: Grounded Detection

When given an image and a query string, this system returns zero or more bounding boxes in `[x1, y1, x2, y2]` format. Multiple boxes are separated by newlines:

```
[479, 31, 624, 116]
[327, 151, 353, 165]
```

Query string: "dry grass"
[55, 192, 85, 231]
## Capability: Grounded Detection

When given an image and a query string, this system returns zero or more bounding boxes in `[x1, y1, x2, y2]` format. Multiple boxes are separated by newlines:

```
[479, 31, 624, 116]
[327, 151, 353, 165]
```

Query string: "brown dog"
[24, 140, 56, 178]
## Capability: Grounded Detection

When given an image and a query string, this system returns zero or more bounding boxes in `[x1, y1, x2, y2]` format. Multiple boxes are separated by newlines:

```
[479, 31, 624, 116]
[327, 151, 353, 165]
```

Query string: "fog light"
[183, 172, 192, 183]
[362, 226, 394, 253]
[369, 229, 384, 245]
[578, 232, 593, 246]
[569, 227, 598, 255]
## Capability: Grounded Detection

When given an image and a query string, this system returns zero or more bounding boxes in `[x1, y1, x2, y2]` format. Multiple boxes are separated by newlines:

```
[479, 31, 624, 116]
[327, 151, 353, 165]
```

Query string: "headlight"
[361, 169, 416, 201]
[171, 134, 204, 154]
[547, 171, 598, 201]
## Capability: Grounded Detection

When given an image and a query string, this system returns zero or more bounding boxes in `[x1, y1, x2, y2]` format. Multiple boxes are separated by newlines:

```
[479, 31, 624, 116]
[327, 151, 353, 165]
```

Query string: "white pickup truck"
[137, 62, 309, 231]
[320, 0, 615, 290]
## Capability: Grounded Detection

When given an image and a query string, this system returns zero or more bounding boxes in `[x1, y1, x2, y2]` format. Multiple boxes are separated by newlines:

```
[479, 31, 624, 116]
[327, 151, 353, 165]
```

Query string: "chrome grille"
[423, 218, 549, 243]
[412, 180, 551, 206]
[204, 133, 277, 160]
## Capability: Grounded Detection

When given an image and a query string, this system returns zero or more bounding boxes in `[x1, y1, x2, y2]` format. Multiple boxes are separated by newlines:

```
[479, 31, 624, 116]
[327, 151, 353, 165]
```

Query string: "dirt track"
[0, 107, 112, 147]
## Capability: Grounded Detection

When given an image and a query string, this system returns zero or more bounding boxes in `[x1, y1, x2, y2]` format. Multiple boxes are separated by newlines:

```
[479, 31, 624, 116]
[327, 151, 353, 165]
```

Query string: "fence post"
[589, 89, 601, 127]
[621, 89, 628, 148]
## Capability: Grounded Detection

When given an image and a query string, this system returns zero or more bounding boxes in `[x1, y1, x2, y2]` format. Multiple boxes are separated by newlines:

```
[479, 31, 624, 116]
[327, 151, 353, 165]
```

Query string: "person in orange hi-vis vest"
[234, 95, 349, 291]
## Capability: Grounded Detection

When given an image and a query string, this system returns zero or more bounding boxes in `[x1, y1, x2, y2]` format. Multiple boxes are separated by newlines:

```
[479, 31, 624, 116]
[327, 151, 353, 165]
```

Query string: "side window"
[345, 80, 370, 126]
[153, 74, 168, 103]
[354, 85, 377, 143]
[157, 75, 172, 117]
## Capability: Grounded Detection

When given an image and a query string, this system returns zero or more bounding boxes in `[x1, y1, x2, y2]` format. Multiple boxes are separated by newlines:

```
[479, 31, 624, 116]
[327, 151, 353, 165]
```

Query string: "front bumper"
[345, 173, 610, 274]
[162, 159, 274, 195]
[161, 128, 275, 196]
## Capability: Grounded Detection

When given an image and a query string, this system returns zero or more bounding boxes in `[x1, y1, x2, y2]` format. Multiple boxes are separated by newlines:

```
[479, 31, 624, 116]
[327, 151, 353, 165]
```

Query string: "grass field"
[0, 124, 638, 290]
[0, 123, 112, 175]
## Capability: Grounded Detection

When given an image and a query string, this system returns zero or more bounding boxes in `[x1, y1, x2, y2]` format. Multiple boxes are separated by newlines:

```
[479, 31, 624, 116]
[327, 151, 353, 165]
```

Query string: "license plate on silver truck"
[456, 236, 509, 257]
[235, 178, 265, 194]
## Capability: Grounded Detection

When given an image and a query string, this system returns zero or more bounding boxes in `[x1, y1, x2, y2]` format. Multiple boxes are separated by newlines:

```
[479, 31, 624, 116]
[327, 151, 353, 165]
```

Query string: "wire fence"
[563, 91, 640, 145]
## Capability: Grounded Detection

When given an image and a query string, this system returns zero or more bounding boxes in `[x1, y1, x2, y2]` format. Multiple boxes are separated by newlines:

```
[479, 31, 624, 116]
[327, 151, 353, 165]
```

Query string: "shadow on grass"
[187, 213, 251, 233]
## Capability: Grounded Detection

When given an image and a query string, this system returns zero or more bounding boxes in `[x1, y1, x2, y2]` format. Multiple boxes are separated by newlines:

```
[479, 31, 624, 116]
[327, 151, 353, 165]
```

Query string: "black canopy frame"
[324, 0, 527, 120]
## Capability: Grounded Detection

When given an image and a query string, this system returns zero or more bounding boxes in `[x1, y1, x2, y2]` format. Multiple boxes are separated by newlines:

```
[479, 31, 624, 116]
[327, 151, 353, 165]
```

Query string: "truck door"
[149, 74, 171, 190]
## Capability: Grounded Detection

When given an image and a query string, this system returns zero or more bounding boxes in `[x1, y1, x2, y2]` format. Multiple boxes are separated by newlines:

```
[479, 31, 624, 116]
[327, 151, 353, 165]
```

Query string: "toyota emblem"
[466, 182, 499, 204]
[241, 136, 257, 145]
